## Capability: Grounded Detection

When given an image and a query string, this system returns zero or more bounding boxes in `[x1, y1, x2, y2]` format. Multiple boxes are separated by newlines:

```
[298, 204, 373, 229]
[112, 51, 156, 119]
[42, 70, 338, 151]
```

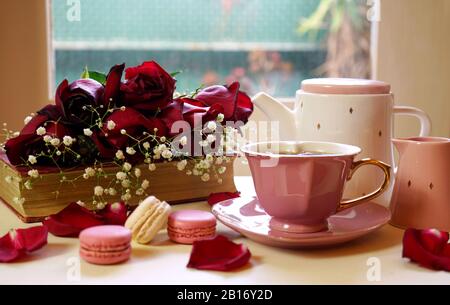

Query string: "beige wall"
[378, 0, 450, 137]
[0, 0, 50, 133]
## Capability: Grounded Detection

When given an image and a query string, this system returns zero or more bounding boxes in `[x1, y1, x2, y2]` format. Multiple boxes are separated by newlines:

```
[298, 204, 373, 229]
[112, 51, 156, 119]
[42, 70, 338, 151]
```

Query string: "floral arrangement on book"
[0, 60, 253, 213]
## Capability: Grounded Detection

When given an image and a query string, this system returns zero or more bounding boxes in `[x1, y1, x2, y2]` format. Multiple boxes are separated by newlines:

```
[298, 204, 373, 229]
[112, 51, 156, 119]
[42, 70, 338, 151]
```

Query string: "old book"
[0, 153, 236, 223]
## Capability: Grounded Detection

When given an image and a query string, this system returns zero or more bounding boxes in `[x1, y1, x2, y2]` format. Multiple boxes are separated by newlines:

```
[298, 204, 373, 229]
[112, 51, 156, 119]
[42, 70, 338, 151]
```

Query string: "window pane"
[52, 0, 371, 96]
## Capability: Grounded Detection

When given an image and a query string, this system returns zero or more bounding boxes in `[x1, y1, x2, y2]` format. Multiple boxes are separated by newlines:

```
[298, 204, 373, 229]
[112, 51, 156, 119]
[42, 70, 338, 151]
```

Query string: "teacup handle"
[338, 159, 391, 211]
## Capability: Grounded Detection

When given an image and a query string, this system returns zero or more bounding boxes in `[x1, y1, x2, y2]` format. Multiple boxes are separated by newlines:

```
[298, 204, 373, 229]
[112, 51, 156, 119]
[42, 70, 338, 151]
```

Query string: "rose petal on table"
[43, 203, 105, 237]
[99, 202, 128, 226]
[207, 192, 241, 206]
[14, 226, 48, 252]
[402, 229, 450, 271]
[419, 229, 449, 254]
[0, 232, 21, 263]
[187, 235, 251, 271]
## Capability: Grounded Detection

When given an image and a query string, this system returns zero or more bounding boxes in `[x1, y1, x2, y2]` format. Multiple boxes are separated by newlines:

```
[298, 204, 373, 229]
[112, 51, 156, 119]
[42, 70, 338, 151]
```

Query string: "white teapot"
[252, 78, 432, 205]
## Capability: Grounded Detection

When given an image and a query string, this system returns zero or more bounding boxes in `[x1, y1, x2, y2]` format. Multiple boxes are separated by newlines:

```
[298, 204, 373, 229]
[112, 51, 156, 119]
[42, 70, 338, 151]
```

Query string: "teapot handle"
[393, 106, 432, 137]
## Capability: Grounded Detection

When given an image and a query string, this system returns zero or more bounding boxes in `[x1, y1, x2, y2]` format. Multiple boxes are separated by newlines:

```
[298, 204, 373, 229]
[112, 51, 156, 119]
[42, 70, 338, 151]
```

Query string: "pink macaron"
[168, 210, 217, 244]
[79, 225, 132, 265]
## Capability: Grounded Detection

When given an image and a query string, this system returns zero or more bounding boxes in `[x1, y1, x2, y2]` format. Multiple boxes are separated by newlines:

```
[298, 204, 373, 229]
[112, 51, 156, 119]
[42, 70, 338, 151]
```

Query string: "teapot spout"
[252, 92, 296, 141]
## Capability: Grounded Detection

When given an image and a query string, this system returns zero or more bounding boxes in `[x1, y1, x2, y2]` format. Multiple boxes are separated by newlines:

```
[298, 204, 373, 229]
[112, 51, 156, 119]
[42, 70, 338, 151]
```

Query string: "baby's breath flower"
[115, 150, 125, 160]
[186, 170, 192, 176]
[217, 113, 224, 123]
[135, 188, 145, 196]
[141, 179, 149, 189]
[4, 176, 13, 183]
[217, 178, 223, 184]
[63, 136, 73, 146]
[126, 147, 136, 155]
[134, 168, 141, 178]
[94, 185, 104, 196]
[121, 179, 131, 188]
[148, 163, 156, 171]
[24, 116, 33, 125]
[206, 134, 215, 143]
[107, 120, 116, 130]
[96, 202, 106, 210]
[122, 162, 132, 172]
[192, 169, 201, 176]
[218, 166, 227, 174]
[215, 157, 223, 165]
[108, 188, 117, 196]
[120, 106, 126, 111]
[56, 151, 62, 156]
[121, 193, 131, 201]
[84, 167, 95, 177]
[50, 138, 60, 146]
[27, 169, 39, 178]
[83, 173, 89, 179]
[161, 149, 173, 159]
[83, 128, 93, 136]
[205, 154, 214, 162]
[120, 129, 127, 135]
[28, 155, 37, 165]
[116, 171, 127, 180]
[180, 136, 188, 146]
[43, 135, 52, 143]
[143, 142, 150, 150]
[201, 173, 210, 182]
[177, 160, 187, 171]
[160, 136, 166, 142]
[36, 127, 46, 136]
[207, 121, 217, 131]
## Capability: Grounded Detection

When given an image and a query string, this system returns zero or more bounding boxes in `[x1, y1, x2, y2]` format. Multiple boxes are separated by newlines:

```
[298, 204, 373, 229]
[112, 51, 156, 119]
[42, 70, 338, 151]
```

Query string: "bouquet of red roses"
[2, 60, 253, 208]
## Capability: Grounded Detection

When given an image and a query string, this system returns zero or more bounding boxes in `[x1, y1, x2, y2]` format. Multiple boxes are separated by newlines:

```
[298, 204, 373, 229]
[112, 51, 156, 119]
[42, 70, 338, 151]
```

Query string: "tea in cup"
[241, 141, 391, 233]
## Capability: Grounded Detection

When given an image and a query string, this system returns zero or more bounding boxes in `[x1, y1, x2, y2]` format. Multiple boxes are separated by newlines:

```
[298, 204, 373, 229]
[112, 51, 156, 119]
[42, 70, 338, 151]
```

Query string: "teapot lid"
[301, 78, 391, 95]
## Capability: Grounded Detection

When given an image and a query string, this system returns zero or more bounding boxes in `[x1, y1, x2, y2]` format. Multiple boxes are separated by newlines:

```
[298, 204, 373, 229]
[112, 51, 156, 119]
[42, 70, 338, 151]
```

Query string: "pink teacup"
[241, 141, 391, 233]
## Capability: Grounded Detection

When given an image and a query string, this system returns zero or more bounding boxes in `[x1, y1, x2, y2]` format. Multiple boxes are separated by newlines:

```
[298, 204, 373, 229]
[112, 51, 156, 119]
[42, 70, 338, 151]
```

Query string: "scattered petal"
[187, 235, 251, 271]
[207, 192, 241, 206]
[43, 203, 104, 237]
[402, 229, 450, 271]
[0, 226, 48, 263]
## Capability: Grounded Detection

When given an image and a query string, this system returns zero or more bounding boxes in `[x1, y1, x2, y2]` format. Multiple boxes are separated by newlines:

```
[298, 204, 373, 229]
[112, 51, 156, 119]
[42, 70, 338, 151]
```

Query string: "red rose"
[120, 61, 176, 112]
[195, 82, 253, 124]
[5, 105, 70, 165]
[93, 108, 167, 158]
[56, 78, 105, 125]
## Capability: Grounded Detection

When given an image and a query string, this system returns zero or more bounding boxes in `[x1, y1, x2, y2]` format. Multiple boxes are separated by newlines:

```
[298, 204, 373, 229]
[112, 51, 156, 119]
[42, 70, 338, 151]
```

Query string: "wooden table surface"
[0, 176, 448, 285]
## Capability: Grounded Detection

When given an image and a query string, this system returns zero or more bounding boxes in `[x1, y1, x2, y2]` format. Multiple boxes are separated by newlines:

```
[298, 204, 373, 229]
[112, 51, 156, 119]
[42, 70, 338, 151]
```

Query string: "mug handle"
[393, 106, 432, 137]
[338, 159, 391, 211]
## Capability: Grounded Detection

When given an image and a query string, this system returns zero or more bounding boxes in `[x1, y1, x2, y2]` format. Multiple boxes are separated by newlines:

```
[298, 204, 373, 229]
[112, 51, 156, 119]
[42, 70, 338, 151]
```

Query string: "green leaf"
[170, 71, 182, 77]
[81, 66, 90, 79]
[88, 71, 107, 85]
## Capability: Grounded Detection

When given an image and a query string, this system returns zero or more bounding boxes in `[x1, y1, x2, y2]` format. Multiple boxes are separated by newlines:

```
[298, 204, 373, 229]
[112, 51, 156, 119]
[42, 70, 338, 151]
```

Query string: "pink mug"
[242, 141, 391, 233]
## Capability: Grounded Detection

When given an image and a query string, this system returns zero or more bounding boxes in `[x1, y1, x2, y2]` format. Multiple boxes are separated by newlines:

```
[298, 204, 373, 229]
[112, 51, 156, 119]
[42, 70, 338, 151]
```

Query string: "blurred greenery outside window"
[52, 0, 371, 97]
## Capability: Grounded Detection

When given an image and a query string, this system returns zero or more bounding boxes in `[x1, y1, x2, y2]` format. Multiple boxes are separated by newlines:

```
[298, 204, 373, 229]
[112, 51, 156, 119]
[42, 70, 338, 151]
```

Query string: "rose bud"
[55, 78, 105, 125]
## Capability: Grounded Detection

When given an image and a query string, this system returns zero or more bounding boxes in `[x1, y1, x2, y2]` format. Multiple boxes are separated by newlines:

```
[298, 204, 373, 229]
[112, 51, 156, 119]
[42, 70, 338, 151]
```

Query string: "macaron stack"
[168, 210, 217, 244]
[79, 225, 132, 265]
